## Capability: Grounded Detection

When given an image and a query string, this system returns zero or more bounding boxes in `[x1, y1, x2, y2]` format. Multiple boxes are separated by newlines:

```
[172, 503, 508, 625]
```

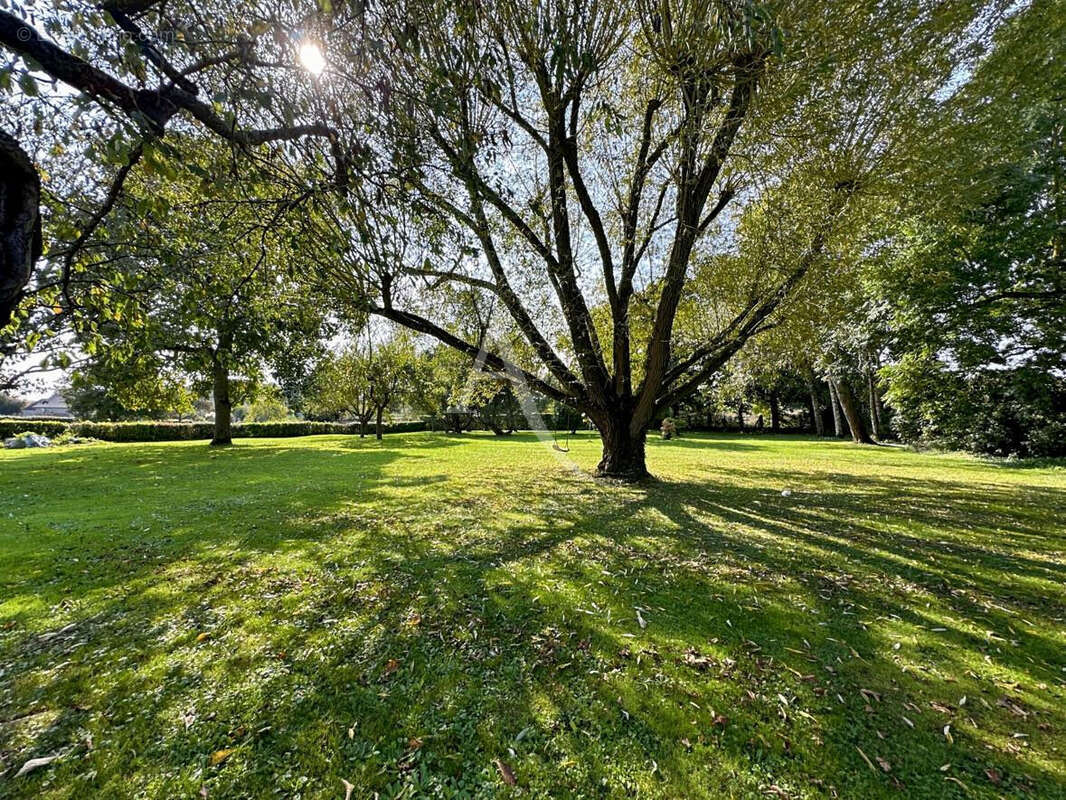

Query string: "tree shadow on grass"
[1, 439, 1064, 798]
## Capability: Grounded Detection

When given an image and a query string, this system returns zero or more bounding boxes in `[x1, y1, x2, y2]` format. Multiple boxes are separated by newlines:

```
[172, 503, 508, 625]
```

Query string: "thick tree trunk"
[769, 390, 781, 432]
[831, 376, 874, 444]
[737, 406, 745, 431]
[375, 407, 383, 440]
[211, 359, 232, 446]
[0, 132, 42, 327]
[595, 416, 648, 480]
[808, 381, 825, 436]
[828, 379, 845, 437]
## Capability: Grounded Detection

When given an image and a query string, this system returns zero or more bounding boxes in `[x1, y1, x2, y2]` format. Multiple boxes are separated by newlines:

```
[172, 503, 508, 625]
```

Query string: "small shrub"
[660, 418, 678, 440]
[53, 430, 102, 446]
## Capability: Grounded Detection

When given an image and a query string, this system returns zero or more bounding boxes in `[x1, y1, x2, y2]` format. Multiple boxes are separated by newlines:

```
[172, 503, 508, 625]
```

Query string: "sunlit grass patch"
[1, 433, 1064, 798]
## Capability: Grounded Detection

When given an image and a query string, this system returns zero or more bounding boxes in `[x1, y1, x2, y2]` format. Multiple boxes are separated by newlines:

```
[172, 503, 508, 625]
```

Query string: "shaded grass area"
[0, 432, 1064, 799]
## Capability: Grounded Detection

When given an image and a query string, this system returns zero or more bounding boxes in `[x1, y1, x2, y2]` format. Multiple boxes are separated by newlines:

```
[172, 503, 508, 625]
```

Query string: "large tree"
[871, 0, 1066, 456]
[0, 131, 40, 325]
[2, 0, 1014, 476]
[316, 0, 1003, 477]
[68, 144, 332, 444]
[0, 0, 345, 313]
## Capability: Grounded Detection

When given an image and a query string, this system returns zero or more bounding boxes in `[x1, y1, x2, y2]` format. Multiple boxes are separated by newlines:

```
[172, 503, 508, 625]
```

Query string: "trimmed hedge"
[72, 421, 217, 442]
[6, 415, 73, 422]
[1, 418, 430, 443]
[0, 419, 72, 438]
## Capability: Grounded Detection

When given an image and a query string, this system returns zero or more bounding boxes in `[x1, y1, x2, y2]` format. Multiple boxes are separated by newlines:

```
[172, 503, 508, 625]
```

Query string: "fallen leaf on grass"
[341, 778, 354, 800]
[876, 756, 892, 773]
[384, 658, 400, 676]
[494, 759, 516, 785]
[682, 649, 713, 671]
[196, 632, 211, 643]
[943, 724, 953, 744]
[856, 746, 877, 772]
[15, 753, 60, 777]
[985, 768, 1001, 785]
[997, 697, 1029, 717]
[209, 748, 236, 766]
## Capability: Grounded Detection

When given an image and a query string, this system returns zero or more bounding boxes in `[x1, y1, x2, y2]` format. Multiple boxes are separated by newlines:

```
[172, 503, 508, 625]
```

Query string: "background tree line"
[0, 0, 1061, 464]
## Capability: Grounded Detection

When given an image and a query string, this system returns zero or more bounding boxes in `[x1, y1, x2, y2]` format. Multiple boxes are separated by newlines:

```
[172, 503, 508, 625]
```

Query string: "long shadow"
[1, 438, 1064, 798]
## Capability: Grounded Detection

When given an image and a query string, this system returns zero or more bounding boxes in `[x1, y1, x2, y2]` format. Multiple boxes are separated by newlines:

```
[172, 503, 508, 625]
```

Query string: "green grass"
[0, 433, 1064, 799]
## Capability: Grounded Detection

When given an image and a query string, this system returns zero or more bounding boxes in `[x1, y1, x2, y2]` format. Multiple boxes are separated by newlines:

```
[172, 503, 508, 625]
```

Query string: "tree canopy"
[1, 0, 1060, 464]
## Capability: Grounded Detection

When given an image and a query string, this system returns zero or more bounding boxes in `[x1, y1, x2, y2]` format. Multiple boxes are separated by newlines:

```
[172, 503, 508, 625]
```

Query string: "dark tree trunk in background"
[0, 132, 41, 326]
[211, 359, 232, 446]
[769, 390, 781, 432]
[868, 372, 885, 439]
[828, 380, 845, 437]
[808, 379, 825, 436]
[831, 376, 874, 444]
[375, 406, 383, 440]
[593, 413, 648, 480]
[737, 406, 745, 431]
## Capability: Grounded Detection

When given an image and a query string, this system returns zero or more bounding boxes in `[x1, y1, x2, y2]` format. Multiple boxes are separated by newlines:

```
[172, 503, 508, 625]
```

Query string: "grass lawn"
[0, 433, 1064, 799]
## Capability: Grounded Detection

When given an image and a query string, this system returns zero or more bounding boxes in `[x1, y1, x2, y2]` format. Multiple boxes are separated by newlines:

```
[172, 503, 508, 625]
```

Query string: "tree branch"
[370, 304, 571, 404]
[0, 10, 335, 145]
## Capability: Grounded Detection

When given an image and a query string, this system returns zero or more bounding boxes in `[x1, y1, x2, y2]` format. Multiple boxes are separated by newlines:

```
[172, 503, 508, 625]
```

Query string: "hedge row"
[0, 418, 430, 442]
[6, 415, 73, 423]
[0, 419, 72, 438]
[0, 415, 589, 442]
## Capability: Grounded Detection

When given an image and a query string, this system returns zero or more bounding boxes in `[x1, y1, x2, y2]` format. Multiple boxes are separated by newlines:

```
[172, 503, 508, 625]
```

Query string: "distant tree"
[309, 348, 372, 430]
[409, 345, 473, 429]
[457, 374, 524, 436]
[242, 391, 292, 423]
[65, 357, 192, 421]
[311, 333, 416, 439]
[0, 391, 23, 415]
[272, 339, 332, 417]
[66, 143, 331, 444]
[553, 401, 584, 436]
[884, 356, 1066, 458]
